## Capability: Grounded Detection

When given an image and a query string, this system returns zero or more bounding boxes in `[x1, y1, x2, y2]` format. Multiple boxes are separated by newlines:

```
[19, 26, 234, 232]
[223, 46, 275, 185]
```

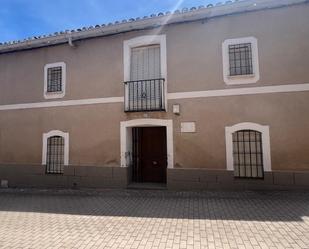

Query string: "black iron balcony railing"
[124, 78, 165, 112]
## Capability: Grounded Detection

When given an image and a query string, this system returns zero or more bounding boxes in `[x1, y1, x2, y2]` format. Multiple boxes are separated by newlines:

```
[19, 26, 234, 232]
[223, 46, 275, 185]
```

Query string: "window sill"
[227, 74, 255, 79]
[44, 91, 65, 99]
[224, 73, 259, 85]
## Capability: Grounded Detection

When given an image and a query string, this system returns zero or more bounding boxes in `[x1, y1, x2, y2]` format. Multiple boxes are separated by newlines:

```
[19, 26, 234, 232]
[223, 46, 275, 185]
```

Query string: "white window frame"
[225, 122, 271, 173]
[123, 35, 167, 109]
[222, 37, 260, 85]
[42, 130, 69, 166]
[44, 62, 66, 99]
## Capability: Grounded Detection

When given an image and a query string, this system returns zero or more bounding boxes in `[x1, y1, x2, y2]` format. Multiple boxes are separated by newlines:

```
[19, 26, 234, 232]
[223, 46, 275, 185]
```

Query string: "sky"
[0, 0, 220, 43]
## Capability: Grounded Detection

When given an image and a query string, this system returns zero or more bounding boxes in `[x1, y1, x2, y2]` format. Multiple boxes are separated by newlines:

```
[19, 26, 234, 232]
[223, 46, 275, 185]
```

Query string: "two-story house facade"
[0, 0, 309, 190]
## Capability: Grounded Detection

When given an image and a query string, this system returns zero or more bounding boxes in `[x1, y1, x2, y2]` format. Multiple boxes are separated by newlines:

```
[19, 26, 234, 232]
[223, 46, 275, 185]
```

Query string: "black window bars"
[47, 66, 62, 92]
[232, 130, 264, 179]
[124, 78, 165, 112]
[46, 136, 65, 174]
[229, 43, 253, 76]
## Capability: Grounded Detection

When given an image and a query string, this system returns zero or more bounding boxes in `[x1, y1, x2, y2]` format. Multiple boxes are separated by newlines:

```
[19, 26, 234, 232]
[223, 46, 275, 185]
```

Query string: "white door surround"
[120, 119, 174, 169]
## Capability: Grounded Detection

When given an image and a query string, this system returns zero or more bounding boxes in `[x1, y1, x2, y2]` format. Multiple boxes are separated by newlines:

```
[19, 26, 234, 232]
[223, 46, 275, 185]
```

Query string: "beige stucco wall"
[0, 104, 124, 166]
[170, 92, 309, 171]
[0, 91, 309, 171]
[0, 3, 309, 104]
[0, 3, 309, 172]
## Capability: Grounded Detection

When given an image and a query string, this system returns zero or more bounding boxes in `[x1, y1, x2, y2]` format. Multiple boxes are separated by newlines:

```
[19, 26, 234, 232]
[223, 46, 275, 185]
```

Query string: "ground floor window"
[232, 130, 264, 178]
[46, 136, 65, 174]
[42, 130, 69, 174]
[225, 122, 271, 179]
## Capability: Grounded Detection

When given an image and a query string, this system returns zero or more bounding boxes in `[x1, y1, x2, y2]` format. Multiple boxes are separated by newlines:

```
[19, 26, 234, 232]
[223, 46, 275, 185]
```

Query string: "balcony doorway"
[123, 36, 167, 112]
[124, 44, 165, 112]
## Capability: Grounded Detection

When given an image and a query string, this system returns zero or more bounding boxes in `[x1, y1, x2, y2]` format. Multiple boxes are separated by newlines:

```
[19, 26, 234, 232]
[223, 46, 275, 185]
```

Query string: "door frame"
[120, 119, 174, 169]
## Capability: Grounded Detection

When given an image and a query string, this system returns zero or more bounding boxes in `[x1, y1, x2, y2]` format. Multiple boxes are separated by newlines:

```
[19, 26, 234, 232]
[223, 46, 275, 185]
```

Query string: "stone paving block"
[63, 166, 75, 176]
[74, 165, 113, 178]
[273, 172, 294, 185]
[294, 172, 309, 186]
[199, 170, 219, 183]
[167, 168, 200, 182]
[0, 189, 308, 249]
[167, 180, 208, 190]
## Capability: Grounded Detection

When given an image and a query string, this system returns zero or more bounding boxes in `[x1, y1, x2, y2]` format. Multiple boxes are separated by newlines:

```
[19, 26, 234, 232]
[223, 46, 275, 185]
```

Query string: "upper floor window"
[44, 62, 66, 99]
[47, 66, 62, 92]
[130, 44, 161, 81]
[228, 43, 253, 76]
[222, 37, 259, 85]
[123, 35, 167, 112]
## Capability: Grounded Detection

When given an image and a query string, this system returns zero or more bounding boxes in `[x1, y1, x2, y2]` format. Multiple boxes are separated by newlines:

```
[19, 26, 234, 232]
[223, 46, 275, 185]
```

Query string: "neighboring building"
[0, 0, 308, 190]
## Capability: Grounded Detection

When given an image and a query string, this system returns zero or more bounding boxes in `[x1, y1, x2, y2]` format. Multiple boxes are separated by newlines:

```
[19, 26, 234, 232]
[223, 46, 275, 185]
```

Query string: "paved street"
[0, 189, 308, 249]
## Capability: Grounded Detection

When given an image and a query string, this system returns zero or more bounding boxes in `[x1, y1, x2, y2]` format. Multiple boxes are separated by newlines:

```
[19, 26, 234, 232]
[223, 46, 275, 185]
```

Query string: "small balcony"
[124, 78, 166, 112]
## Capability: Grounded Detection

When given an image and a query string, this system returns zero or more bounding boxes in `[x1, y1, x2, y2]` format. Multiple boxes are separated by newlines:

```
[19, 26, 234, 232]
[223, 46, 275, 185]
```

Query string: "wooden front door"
[132, 127, 167, 183]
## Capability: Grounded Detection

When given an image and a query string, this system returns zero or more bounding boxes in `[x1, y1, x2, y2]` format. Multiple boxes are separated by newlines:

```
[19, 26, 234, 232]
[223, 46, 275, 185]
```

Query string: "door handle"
[152, 161, 158, 165]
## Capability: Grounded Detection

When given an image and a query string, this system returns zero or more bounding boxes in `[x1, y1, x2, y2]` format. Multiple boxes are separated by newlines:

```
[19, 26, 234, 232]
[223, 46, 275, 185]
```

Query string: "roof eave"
[0, 0, 307, 54]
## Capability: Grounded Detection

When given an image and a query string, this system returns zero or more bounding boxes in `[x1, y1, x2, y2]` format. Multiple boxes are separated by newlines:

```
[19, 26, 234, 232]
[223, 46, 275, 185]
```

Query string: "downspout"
[68, 36, 75, 47]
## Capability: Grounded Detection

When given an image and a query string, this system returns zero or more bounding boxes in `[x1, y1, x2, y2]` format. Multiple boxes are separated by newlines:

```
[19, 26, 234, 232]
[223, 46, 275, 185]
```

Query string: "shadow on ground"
[0, 188, 308, 222]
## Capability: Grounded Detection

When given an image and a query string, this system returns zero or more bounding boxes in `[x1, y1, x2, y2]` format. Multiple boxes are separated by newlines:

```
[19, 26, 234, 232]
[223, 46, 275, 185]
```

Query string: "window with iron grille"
[229, 43, 253, 76]
[44, 62, 66, 99]
[222, 37, 259, 85]
[47, 66, 62, 92]
[232, 130, 264, 179]
[46, 136, 64, 174]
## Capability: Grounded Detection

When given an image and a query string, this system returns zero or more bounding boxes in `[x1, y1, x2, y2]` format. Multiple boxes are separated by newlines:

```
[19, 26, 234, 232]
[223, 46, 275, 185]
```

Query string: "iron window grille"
[229, 43, 253, 76]
[124, 78, 165, 112]
[47, 66, 62, 92]
[232, 130, 264, 179]
[46, 136, 65, 174]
